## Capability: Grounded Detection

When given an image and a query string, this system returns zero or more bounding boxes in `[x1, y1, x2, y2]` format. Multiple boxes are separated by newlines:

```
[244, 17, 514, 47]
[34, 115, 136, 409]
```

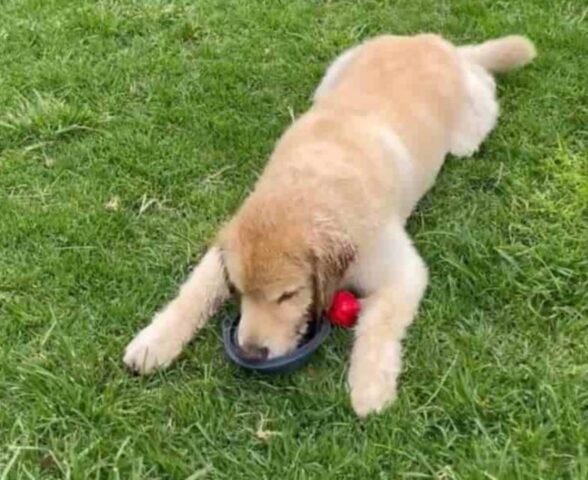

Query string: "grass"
[0, 0, 587, 478]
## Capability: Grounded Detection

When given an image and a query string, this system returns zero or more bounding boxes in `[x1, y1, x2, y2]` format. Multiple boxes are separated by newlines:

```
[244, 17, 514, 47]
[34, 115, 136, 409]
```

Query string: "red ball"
[328, 290, 361, 328]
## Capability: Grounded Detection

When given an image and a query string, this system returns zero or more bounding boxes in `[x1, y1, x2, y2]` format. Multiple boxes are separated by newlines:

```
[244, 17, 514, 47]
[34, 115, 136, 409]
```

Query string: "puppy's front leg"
[124, 246, 229, 374]
[348, 226, 428, 417]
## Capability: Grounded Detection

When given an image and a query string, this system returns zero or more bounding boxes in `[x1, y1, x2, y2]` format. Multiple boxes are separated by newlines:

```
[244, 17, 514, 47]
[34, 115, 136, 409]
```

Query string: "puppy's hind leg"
[347, 223, 428, 417]
[451, 36, 535, 158]
[124, 246, 230, 374]
[449, 62, 499, 158]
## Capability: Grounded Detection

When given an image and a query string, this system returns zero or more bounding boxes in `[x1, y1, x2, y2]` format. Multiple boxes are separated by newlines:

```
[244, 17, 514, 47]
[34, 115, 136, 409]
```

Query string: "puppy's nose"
[238, 344, 269, 362]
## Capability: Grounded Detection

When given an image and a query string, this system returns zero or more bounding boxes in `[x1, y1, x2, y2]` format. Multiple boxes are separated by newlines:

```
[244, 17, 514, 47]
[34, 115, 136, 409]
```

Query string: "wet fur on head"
[218, 197, 357, 311]
[217, 193, 356, 355]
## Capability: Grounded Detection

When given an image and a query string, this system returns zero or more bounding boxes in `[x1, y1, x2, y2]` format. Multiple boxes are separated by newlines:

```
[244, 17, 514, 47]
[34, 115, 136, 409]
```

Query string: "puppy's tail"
[459, 35, 536, 73]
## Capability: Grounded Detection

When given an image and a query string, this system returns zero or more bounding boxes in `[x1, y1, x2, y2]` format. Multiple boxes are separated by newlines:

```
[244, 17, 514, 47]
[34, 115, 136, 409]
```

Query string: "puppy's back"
[315, 34, 465, 164]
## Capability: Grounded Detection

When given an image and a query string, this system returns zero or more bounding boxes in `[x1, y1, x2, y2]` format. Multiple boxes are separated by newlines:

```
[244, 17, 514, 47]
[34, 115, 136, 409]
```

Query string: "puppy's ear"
[310, 220, 357, 315]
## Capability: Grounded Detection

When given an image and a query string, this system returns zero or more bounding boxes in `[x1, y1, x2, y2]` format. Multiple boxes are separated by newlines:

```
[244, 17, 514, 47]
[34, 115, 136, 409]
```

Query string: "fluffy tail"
[459, 35, 536, 73]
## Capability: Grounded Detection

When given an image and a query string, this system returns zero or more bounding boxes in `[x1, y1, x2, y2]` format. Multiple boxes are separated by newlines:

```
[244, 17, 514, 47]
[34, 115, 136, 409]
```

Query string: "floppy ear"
[310, 220, 357, 315]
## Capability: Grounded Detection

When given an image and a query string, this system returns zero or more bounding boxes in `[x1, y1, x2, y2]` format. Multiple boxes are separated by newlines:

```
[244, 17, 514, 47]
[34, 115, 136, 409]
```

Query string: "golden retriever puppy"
[124, 33, 535, 416]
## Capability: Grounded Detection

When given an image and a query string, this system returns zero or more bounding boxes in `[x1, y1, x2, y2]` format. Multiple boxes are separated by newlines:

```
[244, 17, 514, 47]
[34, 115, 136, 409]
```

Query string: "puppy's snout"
[238, 343, 269, 362]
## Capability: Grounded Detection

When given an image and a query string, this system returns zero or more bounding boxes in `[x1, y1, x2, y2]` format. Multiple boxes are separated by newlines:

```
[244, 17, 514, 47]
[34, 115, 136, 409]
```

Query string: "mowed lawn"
[1, 0, 587, 478]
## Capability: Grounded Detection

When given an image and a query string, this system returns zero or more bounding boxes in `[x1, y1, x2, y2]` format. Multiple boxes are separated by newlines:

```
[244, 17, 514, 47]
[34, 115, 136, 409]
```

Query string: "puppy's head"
[218, 199, 355, 360]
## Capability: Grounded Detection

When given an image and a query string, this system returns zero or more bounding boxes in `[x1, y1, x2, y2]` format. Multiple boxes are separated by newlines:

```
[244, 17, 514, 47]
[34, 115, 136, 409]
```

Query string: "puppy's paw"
[348, 340, 401, 417]
[123, 319, 183, 374]
[350, 373, 397, 417]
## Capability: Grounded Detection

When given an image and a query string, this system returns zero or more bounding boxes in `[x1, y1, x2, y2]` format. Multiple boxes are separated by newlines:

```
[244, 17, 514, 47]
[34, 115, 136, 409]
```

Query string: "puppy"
[124, 33, 535, 416]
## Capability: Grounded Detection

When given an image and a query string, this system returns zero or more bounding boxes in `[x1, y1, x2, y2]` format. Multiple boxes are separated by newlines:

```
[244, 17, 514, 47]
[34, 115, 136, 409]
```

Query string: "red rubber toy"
[328, 290, 361, 328]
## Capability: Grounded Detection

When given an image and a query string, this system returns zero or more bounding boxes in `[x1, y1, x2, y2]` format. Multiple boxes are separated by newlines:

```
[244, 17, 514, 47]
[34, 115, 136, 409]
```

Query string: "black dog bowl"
[223, 314, 331, 374]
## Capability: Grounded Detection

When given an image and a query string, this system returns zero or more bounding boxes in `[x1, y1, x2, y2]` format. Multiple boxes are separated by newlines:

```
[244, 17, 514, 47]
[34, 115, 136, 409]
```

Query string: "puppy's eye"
[277, 290, 299, 303]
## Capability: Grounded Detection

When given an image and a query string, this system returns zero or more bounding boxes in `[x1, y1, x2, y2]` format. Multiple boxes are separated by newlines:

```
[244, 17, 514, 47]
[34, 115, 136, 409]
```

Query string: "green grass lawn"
[1, 0, 587, 478]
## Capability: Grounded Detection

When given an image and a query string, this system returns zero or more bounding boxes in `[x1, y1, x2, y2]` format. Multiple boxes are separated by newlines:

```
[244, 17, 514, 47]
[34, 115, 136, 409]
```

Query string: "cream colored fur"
[124, 33, 535, 417]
